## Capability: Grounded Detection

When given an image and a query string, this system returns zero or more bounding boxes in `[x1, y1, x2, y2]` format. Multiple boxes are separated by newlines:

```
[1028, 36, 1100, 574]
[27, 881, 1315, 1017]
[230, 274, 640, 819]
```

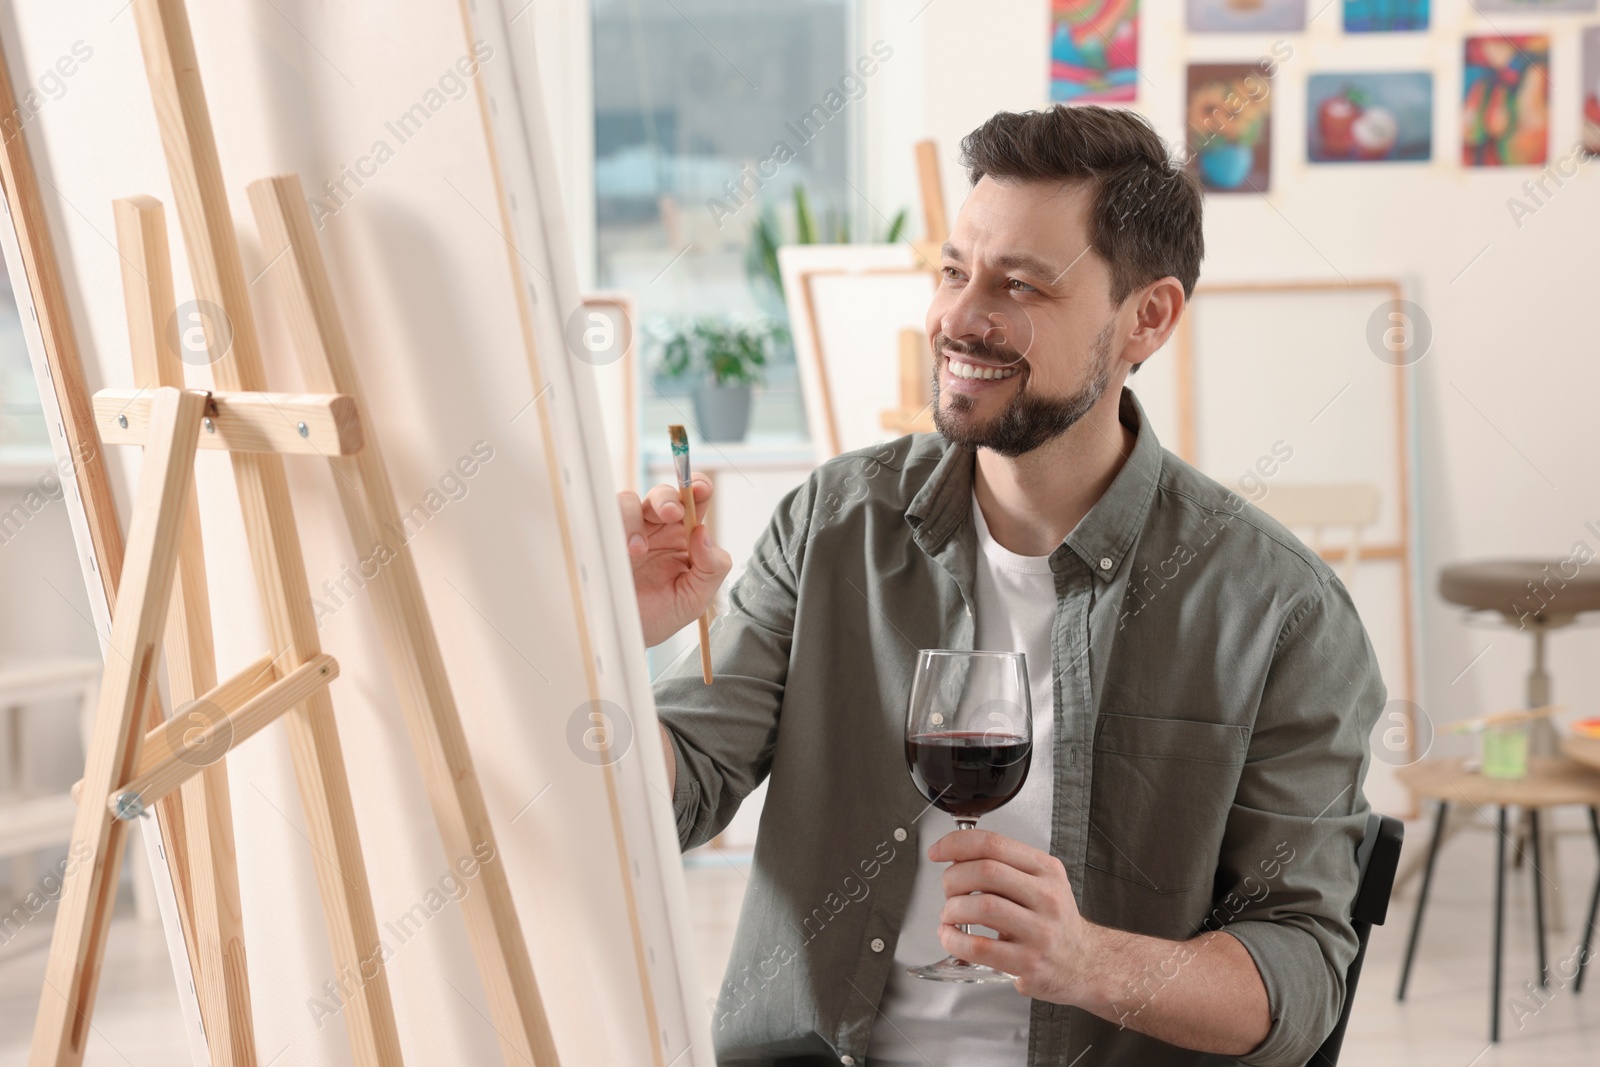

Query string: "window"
[593, 0, 858, 445]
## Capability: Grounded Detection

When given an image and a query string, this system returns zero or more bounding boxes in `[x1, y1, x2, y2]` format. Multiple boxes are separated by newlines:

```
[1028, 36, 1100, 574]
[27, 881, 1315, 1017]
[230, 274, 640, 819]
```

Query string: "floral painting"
[1186, 63, 1273, 193]
[1050, 0, 1139, 103]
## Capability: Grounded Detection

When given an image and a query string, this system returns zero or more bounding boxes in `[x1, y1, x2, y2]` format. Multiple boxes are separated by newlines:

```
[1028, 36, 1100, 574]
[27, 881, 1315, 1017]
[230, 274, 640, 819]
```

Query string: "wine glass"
[903, 648, 1033, 983]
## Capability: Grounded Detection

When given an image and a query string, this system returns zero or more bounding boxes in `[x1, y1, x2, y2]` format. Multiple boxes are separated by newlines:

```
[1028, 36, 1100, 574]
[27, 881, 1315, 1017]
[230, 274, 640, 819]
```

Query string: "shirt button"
[893, 827, 907, 842]
[841, 1057, 856, 1066]
[1099, 556, 1113, 571]
[871, 937, 886, 953]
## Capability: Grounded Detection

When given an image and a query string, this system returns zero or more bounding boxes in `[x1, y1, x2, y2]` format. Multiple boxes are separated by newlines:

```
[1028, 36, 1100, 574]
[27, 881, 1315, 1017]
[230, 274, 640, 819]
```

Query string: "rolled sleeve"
[1215, 575, 1385, 1067]
[656, 478, 814, 850]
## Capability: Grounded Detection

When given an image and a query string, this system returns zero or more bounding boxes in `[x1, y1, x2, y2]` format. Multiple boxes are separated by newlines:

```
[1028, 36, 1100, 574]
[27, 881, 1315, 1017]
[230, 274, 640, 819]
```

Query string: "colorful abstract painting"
[1308, 73, 1432, 162]
[1186, 63, 1273, 193]
[1051, 0, 1139, 103]
[1343, 0, 1429, 31]
[1584, 28, 1600, 155]
[1462, 35, 1549, 167]
[1187, 0, 1305, 32]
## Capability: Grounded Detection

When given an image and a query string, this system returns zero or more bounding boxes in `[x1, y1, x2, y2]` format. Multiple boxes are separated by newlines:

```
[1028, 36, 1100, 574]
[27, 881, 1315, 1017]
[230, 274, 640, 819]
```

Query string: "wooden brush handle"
[680, 484, 714, 684]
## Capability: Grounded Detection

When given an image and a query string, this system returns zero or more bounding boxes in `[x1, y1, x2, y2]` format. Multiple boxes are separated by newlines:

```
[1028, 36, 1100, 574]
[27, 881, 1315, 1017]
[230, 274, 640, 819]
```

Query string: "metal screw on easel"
[117, 414, 128, 429]
[203, 418, 216, 434]
[111, 791, 146, 821]
[297, 422, 309, 438]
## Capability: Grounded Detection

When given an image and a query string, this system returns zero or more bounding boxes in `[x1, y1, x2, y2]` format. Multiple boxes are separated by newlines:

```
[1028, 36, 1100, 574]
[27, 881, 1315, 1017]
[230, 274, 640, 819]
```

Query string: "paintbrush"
[1441, 704, 1563, 735]
[668, 425, 714, 684]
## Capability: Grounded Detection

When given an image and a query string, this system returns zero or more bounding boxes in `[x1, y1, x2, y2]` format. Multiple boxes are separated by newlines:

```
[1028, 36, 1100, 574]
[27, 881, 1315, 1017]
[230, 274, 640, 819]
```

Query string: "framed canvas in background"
[779, 243, 937, 459]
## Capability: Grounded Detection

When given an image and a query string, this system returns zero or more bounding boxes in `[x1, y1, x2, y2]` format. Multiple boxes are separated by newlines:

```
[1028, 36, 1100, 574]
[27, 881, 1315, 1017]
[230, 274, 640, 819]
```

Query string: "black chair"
[1307, 812, 1405, 1066]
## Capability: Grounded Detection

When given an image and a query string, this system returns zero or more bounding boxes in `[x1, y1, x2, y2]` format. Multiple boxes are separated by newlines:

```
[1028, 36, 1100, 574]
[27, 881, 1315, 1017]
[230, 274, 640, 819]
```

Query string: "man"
[621, 105, 1383, 1067]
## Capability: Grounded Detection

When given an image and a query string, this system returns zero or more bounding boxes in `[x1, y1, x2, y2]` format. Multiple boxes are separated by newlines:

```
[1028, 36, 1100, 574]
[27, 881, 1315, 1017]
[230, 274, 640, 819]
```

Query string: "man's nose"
[938, 293, 1032, 361]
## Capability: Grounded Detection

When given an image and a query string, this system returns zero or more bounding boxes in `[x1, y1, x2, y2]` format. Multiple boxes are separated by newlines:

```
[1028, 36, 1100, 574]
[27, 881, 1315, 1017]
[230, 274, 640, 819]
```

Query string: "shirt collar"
[906, 387, 1163, 582]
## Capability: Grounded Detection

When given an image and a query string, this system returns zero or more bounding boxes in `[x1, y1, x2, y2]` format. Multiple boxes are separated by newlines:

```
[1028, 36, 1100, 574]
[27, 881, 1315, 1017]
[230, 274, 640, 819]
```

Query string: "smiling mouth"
[945, 356, 1021, 381]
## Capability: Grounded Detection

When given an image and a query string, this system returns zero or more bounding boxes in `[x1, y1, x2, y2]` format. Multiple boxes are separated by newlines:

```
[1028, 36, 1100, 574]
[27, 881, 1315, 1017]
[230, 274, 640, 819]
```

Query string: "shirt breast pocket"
[1085, 713, 1250, 896]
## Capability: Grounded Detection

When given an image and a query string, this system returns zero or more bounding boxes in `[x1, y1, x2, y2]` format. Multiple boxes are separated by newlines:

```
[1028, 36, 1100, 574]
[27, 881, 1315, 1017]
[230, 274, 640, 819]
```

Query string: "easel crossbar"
[110, 653, 340, 819]
[94, 387, 363, 455]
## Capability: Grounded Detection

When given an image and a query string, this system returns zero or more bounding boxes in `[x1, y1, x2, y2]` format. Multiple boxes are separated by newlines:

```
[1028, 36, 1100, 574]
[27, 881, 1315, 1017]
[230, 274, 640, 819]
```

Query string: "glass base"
[906, 955, 1016, 984]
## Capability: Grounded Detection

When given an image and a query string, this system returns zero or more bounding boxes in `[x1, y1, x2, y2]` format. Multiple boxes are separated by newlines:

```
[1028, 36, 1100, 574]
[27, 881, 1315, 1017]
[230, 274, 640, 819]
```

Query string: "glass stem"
[954, 818, 978, 940]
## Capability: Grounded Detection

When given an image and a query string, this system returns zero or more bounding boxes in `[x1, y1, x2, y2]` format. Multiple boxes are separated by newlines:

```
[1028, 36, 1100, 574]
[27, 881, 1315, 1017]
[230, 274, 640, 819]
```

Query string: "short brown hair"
[960, 106, 1204, 306]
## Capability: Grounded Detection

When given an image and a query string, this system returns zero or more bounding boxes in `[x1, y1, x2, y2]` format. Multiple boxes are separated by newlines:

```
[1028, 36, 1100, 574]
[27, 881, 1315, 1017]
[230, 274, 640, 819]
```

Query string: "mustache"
[934, 334, 1027, 368]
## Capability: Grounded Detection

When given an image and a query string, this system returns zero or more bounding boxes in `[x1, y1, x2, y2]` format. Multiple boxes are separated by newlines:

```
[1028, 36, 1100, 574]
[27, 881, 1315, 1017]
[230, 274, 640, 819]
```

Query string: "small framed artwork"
[1187, 0, 1305, 32]
[1585, 28, 1600, 156]
[1308, 73, 1433, 162]
[1186, 63, 1273, 193]
[1474, 0, 1595, 11]
[1463, 35, 1550, 167]
[1050, 0, 1139, 104]
[1343, 0, 1429, 31]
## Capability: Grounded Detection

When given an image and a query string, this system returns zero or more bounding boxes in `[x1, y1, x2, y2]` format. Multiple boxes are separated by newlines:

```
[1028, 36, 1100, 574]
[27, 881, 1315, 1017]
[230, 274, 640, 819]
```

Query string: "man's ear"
[1124, 277, 1185, 371]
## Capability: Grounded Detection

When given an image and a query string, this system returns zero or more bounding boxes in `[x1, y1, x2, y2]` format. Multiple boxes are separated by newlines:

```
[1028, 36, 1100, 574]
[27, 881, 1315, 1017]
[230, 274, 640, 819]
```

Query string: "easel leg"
[29, 389, 207, 1067]
[116, 193, 258, 1066]
[133, 2, 404, 1061]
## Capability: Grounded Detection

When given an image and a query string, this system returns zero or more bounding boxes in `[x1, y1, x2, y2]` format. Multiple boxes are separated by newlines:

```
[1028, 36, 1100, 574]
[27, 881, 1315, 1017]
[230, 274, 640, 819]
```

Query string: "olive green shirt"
[657, 389, 1384, 1067]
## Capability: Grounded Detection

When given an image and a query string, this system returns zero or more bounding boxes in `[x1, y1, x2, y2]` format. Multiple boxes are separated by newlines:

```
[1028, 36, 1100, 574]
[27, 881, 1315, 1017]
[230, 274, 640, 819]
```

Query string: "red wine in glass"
[906, 730, 1032, 817]
[903, 649, 1033, 983]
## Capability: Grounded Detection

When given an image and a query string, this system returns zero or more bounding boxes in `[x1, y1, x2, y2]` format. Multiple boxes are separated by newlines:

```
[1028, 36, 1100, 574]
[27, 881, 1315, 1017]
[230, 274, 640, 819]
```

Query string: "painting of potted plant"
[1186, 63, 1273, 192]
[653, 317, 785, 443]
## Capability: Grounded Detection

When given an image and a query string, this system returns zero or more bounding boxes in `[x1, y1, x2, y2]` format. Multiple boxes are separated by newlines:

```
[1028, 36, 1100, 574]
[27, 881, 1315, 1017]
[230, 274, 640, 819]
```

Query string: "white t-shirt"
[866, 492, 1059, 1067]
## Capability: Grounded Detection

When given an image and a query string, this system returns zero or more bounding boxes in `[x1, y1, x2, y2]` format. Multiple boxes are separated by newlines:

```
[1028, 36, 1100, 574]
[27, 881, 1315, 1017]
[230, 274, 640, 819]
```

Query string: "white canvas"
[0, 2, 710, 1064]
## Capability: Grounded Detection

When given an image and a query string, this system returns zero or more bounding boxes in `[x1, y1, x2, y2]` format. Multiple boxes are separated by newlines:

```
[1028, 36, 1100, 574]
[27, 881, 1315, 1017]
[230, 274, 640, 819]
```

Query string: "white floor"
[2, 813, 1597, 1065]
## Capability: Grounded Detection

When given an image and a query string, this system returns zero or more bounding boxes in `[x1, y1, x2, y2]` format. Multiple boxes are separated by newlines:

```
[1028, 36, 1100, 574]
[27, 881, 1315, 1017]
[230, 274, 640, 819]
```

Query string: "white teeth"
[948, 359, 1017, 381]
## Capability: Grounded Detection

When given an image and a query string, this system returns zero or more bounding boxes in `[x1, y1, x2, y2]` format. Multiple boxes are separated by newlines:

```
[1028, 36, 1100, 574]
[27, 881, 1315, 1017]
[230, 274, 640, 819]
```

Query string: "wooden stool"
[1439, 559, 1600, 755]
[1395, 756, 1600, 1042]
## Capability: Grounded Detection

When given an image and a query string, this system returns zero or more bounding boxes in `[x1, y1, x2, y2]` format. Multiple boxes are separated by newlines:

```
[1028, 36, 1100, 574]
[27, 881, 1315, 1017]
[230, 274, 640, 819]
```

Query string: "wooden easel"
[879, 139, 946, 436]
[23, 1, 560, 1065]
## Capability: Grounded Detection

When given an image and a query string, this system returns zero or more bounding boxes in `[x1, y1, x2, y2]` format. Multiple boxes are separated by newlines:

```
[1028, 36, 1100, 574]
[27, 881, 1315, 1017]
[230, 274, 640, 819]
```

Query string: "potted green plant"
[655, 317, 784, 442]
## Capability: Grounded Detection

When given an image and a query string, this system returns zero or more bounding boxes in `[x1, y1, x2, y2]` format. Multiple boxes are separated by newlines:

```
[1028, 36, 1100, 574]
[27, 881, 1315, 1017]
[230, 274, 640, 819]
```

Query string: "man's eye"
[1007, 279, 1036, 292]
[941, 266, 964, 281]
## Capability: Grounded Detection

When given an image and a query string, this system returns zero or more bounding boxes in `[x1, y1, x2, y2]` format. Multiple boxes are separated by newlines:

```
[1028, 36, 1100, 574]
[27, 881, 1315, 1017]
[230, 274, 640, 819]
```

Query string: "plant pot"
[692, 381, 754, 442]
[1199, 142, 1255, 189]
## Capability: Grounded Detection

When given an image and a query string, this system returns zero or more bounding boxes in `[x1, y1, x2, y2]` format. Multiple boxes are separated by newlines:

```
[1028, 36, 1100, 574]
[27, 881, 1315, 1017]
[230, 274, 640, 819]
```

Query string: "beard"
[931, 319, 1115, 458]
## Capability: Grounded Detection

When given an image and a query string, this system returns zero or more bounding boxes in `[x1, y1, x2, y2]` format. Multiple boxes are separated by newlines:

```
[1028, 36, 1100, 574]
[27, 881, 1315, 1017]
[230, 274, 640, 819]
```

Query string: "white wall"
[532, 2, 1600, 832]
[856, 2, 1600, 768]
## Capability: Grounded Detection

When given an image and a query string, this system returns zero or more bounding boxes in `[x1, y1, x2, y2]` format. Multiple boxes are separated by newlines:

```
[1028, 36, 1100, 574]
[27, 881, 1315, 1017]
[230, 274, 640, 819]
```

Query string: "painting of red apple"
[1308, 72, 1433, 163]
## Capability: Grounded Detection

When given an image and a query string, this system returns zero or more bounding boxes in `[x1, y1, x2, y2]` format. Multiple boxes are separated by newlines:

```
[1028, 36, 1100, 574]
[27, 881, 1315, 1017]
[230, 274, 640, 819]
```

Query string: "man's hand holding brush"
[621, 473, 730, 797]
[618, 474, 731, 648]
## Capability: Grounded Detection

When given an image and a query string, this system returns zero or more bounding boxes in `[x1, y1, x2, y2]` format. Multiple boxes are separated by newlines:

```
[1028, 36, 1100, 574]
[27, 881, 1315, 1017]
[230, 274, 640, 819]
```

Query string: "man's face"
[927, 176, 1124, 457]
